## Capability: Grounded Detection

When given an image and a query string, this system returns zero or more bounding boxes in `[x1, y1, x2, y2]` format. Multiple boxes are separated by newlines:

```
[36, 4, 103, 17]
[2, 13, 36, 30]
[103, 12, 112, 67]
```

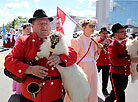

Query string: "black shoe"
[103, 90, 109, 97]
[105, 94, 115, 102]
[105, 95, 110, 102]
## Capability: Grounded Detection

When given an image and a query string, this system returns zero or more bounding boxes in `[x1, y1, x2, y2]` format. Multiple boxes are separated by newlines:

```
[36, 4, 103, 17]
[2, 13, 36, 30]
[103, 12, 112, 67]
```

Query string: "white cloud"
[46, 7, 96, 18]
[88, 0, 97, 8]
[58, 8, 96, 17]
[0, 10, 10, 17]
[75, 6, 82, 9]
[73, 9, 96, 17]
[0, 10, 15, 26]
[126, 18, 137, 25]
[34, 0, 40, 3]
[77, 0, 84, 3]
[77, 0, 97, 7]
[8, 0, 20, 2]
[0, 9, 33, 26]
[0, 1, 30, 26]
[14, 12, 33, 19]
[48, 9, 57, 16]
[34, 6, 42, 11]
[22, 1, 30, 9]
[5, 1, 30, 9]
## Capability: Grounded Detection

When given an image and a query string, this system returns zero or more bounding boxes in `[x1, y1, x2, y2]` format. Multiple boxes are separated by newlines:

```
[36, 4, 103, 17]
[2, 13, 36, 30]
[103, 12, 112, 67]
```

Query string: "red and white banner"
[56, 7, 76, 45]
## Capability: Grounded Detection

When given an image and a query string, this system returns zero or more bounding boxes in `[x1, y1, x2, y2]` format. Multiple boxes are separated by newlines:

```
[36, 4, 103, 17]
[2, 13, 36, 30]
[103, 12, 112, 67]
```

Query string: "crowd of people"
[1, 27, 31, 49]
[1, 29, 18, 48]
[2, 9, 138, 102]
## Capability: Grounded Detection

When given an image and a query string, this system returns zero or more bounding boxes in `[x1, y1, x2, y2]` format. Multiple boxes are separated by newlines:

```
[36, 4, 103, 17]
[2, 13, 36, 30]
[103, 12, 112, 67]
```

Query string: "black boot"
[105, 91, 115, 102]
[105, 95, 110, 102]
[102, 89, 109, 97]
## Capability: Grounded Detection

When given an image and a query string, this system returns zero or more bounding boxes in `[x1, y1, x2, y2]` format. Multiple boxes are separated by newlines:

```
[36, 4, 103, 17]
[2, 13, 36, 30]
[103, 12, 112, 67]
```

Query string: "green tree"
[5, 16, 28, 30]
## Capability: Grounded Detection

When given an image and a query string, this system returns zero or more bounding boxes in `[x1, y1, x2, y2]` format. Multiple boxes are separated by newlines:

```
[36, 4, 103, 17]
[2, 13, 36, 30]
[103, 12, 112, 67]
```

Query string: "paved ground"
[0, 39, 14, 102]
[0, 39, 138, 102]
[0, 52, 13, 102]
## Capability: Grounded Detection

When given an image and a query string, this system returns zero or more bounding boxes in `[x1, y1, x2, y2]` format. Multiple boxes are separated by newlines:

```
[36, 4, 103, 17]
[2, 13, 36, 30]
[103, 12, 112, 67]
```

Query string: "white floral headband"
[79, 18, 98, 25]
[21, 23, 31, 27]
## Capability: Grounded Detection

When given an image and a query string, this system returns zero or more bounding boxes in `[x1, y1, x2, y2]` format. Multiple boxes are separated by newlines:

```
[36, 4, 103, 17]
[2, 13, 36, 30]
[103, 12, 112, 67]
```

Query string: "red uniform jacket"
[11, 34, 16, 47]
[4, 32, 77, 102]
[108, 39, 131, 76]
[96, 37, 111, 66]
[3, 33, 11, 48]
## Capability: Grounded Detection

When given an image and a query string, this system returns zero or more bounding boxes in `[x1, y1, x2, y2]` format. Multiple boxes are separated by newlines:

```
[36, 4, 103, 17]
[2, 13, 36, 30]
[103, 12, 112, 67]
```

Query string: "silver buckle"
[48, 76, 51, 81]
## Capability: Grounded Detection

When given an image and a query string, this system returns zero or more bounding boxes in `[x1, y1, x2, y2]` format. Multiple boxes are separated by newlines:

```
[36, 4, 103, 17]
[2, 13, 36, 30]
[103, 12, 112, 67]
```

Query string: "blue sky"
[0, 0, 97, 26]
[109, 0, 138, 26]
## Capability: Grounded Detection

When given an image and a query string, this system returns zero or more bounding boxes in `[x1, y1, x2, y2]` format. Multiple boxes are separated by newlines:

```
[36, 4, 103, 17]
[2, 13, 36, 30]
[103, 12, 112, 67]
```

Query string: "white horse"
[37, 33, 90, 102]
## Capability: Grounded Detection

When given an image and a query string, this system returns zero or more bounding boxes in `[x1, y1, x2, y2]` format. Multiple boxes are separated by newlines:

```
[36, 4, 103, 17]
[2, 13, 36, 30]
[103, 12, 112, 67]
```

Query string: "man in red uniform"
[3, 31, 11, 48]
[4, 9, 77, 102]
[96, 27, 112, 97]
[105, 23, 138, 102]
[11, 31, 16, 48]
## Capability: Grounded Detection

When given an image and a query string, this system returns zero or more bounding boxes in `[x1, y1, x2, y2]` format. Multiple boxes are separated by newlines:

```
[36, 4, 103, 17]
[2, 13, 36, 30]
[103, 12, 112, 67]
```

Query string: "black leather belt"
[110, 58, 129, 70]
[111, 63, 128, 70]
[44, 76, 61, 80]
[28, 74, 61, 81]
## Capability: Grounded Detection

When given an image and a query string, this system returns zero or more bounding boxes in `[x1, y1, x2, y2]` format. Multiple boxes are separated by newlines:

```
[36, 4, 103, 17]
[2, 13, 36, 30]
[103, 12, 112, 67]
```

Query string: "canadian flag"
[56, 7, 77, 45]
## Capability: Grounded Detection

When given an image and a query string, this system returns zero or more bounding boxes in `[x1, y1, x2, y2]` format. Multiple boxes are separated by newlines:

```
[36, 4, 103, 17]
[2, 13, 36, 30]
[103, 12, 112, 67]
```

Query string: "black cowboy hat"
[99, 27, 108, 34]
[28, 9, 53, 23]
[111, 23, 128, 36]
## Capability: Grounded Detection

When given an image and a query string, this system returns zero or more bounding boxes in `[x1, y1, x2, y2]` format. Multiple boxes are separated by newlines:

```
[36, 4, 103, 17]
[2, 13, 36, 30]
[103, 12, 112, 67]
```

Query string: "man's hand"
[24, 65, 48, 79]
[98, 43, 103, 49]
[102, 39, 110, 46]
[47, 55, 62, 67]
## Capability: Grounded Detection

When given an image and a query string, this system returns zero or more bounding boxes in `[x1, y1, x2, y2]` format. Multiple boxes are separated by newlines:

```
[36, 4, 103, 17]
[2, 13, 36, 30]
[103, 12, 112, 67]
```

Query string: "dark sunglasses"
[88, 25, 95, 28]
[103, 33, 108, 34]
[117, 31, 126, 33]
